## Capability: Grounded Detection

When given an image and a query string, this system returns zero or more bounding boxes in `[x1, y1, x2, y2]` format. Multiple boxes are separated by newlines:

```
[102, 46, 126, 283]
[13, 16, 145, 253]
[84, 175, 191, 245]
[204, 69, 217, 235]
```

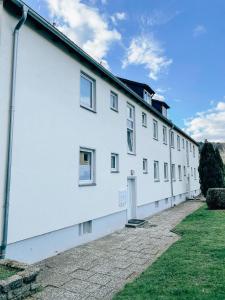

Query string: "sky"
[24, 0, 225, 142]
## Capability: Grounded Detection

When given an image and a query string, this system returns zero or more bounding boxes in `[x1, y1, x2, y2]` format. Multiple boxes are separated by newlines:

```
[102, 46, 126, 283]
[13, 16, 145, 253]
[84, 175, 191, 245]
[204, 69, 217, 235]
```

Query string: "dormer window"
[143, 90, 151, 104]
[162, 106, 167, 118]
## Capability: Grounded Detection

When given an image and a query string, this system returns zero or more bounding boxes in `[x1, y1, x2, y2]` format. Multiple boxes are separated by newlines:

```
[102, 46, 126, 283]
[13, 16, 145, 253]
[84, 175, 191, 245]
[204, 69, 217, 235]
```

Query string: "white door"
[127, 177, 136, 220]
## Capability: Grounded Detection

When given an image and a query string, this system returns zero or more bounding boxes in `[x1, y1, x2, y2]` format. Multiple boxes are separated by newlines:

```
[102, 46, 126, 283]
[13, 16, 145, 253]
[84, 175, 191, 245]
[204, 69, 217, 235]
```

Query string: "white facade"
[0, 1, 200, 263]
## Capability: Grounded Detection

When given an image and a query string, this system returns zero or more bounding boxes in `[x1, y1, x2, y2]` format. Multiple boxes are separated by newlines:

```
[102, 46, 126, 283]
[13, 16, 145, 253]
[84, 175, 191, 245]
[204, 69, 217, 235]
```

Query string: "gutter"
[0, 4, 28, 259]
[169, 125, 175, 207]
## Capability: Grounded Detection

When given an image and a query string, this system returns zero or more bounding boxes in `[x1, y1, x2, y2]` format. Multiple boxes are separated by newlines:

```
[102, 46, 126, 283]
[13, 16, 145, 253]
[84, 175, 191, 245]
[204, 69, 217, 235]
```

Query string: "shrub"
[206, 188, 225, 209]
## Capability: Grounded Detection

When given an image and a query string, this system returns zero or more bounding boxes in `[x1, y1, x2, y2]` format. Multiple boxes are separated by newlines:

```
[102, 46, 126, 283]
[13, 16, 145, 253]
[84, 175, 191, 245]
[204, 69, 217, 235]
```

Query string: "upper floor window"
[153, 119, 158, 140]
[191, 167, 193, 176]
[170, 131, 175, 148]
[111, 153, 119, 172]
[127, 103, 135, 154]
[184, 166, 186, 176]
[177, 135, 181, 151]
[79, 148, 95, 185]
[162, 106, 167, 118]
[143, 89, 151, 104]
[194, 168, 196, 179]
[193, 145, 195, 157]
[80, 72, 95, 111]
[154, 161, 160, 181]
[172, 164, 176, 181]
[142, 112, 147, 127]
[178, 165, 182, 180]
[110, 91, 118, 112]
[164, 162, 169, 181]
[143, 158, 148, 174]
[182, 138, 185, 149]
[190, 142, 192, 152]
[163, 126, 167, 145]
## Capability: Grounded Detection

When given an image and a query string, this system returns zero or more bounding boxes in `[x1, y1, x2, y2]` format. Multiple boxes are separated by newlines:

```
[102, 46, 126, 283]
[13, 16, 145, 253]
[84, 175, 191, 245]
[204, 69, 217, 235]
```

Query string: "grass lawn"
[0, 265, 18, 280]
[114, 205, 225, 300]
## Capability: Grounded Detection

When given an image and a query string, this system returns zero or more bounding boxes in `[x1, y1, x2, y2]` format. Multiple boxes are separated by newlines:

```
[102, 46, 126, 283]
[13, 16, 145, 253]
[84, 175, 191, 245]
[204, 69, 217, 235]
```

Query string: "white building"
[0, 0, 200, 263]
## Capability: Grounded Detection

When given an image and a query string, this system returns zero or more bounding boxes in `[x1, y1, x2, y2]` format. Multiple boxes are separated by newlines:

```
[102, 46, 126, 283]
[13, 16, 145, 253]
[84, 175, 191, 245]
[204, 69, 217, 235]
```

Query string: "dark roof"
[117, 77, 155, 96]
[6, 0, 199, 146]
[152, 99, 170, 109]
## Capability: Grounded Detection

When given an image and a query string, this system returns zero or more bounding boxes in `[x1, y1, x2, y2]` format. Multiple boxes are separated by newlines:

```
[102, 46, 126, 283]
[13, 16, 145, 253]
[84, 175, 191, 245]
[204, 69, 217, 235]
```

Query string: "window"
[155, 201, 159, 208]
[154, 161, 160, 181]
[153, 119, 158, 140]
[110, 91, 118, 111]
[184, 166, 186, 176]
[177, 135, 181, 151]
[162, 106, 167, 118]
[182, 138, 185, 149]
[80, 72, 95, 111]
[79, 148, 95, 185]
[193, 145, 195, 157]
[171, 164, 176, 181]
[164, 162, 169, 181]
[79, 221, 92, 235]
[111, 153, 119, 172]
[191, 167, 193, 176]
[142, 112, 147, 127]
[190, 142, 192, 152]
[178, 165, 182, 181]
[143, 158, 148, 174]
[170, 131, 174, 148]
[194, 168, 196, 179]
[143, 89, 152, 104]
[163, 126, 167, 144]
[127, 103, 135, 154]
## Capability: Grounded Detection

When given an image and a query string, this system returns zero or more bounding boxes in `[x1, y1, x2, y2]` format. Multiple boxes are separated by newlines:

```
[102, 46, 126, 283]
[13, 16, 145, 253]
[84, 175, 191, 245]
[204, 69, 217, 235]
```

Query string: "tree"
[198, 141, 224, 197]
[215, 147, 225, 186]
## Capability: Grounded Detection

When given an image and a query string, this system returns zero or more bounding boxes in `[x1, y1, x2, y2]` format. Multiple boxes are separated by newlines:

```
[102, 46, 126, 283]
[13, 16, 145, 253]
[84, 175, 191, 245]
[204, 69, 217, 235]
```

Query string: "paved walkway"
[31, 200, 203, 300]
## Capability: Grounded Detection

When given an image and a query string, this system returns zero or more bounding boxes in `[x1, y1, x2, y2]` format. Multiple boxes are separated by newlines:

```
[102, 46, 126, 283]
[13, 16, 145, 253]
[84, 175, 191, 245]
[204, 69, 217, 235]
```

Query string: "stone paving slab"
[29, 200, 203, 299]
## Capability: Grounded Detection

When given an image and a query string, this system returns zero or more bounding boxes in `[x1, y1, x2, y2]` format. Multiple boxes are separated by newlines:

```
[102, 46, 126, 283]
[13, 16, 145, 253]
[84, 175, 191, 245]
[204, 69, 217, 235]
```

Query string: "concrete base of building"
[6, 189, 201, 263]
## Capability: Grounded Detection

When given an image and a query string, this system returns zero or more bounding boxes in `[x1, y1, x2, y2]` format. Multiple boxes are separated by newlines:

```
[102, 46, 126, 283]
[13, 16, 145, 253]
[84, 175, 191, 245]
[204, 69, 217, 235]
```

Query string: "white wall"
[1, 8, 200, 246]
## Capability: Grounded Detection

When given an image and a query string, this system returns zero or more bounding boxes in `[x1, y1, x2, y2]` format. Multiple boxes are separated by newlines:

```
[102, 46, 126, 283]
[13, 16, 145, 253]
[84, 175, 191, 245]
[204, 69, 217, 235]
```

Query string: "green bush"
[206, 188, 225, 209]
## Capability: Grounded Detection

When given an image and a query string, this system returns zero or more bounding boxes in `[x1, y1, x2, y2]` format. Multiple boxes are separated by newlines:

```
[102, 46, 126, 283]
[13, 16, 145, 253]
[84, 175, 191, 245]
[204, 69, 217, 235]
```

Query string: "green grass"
[114, 205, 225, 300]
[0, 265, 18, 280]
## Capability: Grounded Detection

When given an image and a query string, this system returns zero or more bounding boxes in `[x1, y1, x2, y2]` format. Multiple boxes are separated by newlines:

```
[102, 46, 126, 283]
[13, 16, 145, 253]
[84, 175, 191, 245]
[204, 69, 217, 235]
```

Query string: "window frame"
[143, 89, 152, 104]
[143, 158, 148, 174]
[79, 147, 96, 186]
[142, 112, 147, 127]
[153, 119, 158, 140]
[80, 72, 96, 112]
[154, 160, 160, 181]
[111, 153, 119, 173]
[127, 103, 136, 155]
[110, 91, 118, 112]
[164, 162, 169, 181]
[178, 165, 182, 181]
[163, 126, 167, 145]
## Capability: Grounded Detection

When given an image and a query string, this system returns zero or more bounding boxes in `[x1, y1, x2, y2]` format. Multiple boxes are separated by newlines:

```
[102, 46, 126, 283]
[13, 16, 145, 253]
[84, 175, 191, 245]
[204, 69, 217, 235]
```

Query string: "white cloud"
[46, 0, 121, 68]
[122, 35, 172, 80]
[193, 25, 206, 37]
[153, 94, 165, 101]
[141, 9, 180, 27]
[111, 12, 126, 24]
[184, 101, 225, 142]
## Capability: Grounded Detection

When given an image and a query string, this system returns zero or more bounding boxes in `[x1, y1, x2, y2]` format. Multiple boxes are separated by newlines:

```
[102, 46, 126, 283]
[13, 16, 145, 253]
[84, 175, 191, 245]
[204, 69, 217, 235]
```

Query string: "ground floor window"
[111, 153, 119, 172]
[164, 162, 169, 181]
[154, 161, 160, 181]
[143, 158, 148, 174]
[79, 148, 95, 185]
[172, 164, 176, 181]
[178, 165, 182, 181]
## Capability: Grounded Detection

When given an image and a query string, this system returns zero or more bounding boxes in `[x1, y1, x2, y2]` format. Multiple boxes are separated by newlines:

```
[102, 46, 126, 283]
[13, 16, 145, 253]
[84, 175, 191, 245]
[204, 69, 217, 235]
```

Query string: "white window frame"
[110, 91, 118, 112]
[111, 153, 119, 173]
[142, 112, 147, 127]
[143, 158, 148, 174]
[153, 119, 158, 140]
[178, 165, 182, 181]
[163, 126, 167, 145]
[171, 164, 176, 181]
[80, 72, 96, 111]
[177, 135, 181, 151]
[79, 147, 95, 186]
[154, 161, 160, 181]
[143, 89, 152, 104]
[164, 162, 169, 181]
[170, 131, 175, 148]
[127, 103, 136, 154]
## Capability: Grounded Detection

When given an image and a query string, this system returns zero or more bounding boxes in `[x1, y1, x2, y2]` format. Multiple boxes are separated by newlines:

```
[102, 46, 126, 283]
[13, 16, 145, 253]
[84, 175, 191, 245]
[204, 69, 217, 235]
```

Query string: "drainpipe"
[169, 124, 175, 207]
[0, 5, 28, 259]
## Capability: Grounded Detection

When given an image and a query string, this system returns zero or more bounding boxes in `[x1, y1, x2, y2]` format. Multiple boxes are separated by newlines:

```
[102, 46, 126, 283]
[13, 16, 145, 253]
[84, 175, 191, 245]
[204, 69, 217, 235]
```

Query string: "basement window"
[79, 221, 92, 235]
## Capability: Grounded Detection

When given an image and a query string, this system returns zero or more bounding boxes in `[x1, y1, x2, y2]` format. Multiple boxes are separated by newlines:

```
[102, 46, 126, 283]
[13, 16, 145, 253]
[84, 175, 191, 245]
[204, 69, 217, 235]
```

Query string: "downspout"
[169, 124, 175, 207]
[0, 5, 28, 259]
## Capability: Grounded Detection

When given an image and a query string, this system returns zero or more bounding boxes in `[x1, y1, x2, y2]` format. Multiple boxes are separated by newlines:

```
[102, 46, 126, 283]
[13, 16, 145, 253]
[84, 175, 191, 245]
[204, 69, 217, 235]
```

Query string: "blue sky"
[24, 0, 225, 142]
